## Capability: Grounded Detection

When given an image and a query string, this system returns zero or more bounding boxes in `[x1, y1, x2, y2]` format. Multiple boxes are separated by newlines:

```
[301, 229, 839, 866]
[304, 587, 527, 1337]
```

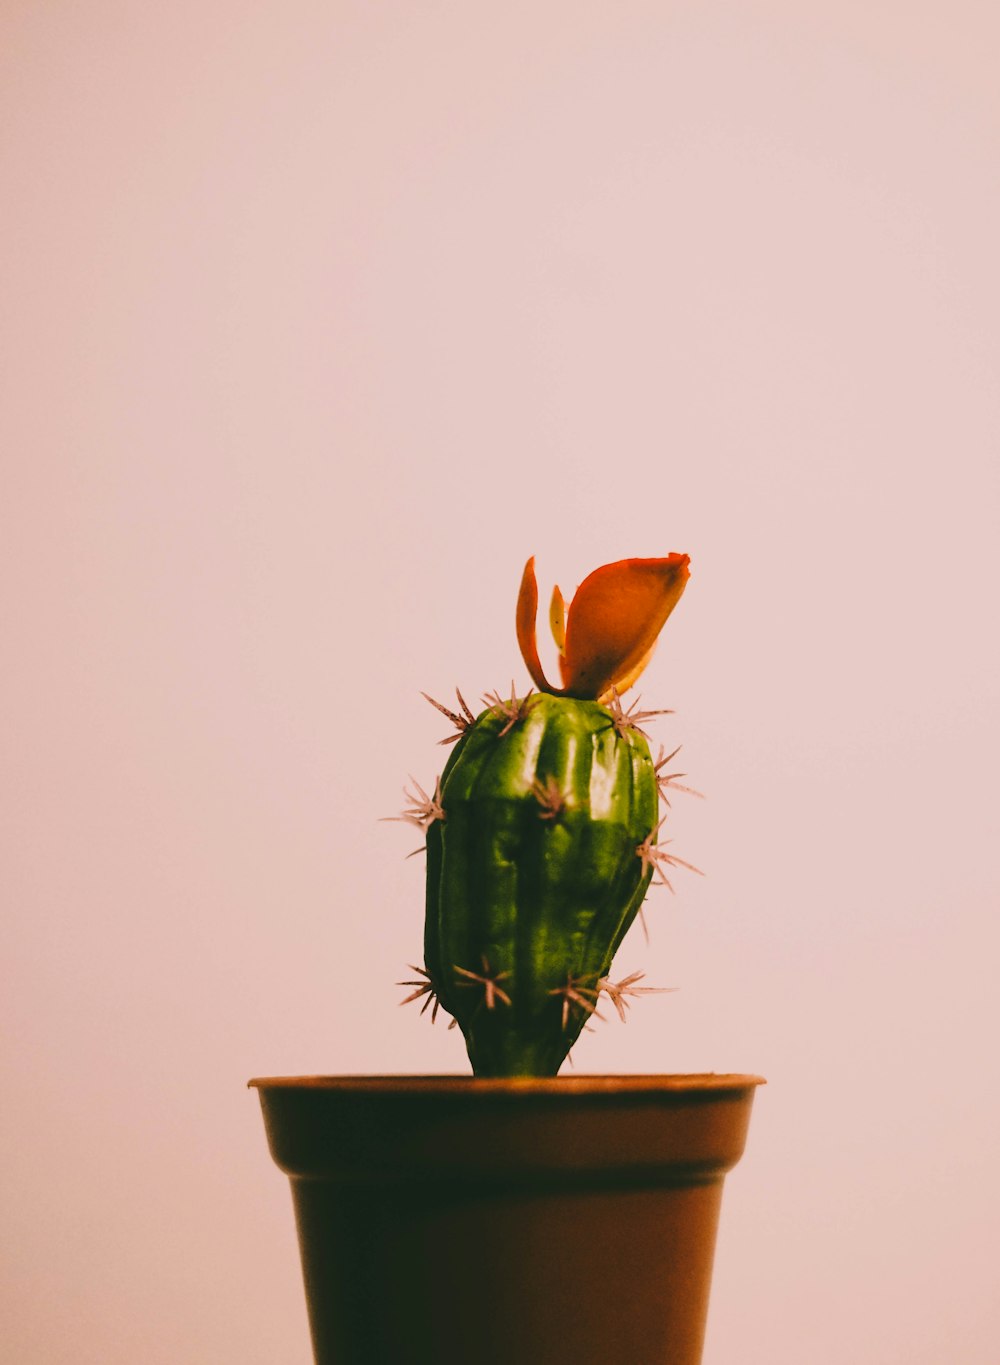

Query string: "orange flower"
[516, 554, 690, 702]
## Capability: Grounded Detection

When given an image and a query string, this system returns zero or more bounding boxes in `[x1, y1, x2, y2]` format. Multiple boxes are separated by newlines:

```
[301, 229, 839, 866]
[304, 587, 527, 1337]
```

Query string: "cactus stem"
[653, 744, 705, 806]
[548, 973, 605, 1030]
[599, 971, 675, 1023]
[397, 965, 442, 1023]
[605, 687, 674, 740]
[637, 817, 704, 889]
[454, 955, 512, 1010]
[383, 776, 445, 832]
[422, 687, 476, 744]
[530, 775, 566, 820]
[482, 682, 538, 737]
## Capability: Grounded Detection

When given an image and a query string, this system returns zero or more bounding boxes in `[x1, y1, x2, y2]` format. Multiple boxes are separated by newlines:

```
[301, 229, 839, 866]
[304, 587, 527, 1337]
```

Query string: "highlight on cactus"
[389, 553, 699, 1078]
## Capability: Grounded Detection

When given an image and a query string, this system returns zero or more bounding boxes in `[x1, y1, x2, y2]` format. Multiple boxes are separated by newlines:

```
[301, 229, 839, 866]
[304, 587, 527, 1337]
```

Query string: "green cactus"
[425, 690, 662, 1075]
[395, 554, 695, 1077]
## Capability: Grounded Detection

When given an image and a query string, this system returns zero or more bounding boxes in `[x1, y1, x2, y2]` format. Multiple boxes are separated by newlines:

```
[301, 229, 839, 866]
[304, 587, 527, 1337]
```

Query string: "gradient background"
[2, 3, 998, 1362]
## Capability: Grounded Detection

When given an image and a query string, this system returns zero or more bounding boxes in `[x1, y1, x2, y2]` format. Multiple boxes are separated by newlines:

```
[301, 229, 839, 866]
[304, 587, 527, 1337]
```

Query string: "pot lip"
[248, 1072, 765, 1094]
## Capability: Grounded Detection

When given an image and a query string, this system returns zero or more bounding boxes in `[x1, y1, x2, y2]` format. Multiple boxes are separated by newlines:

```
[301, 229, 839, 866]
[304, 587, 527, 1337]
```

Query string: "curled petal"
[516, 557, 562, 694]
[560, 555, 690, 699]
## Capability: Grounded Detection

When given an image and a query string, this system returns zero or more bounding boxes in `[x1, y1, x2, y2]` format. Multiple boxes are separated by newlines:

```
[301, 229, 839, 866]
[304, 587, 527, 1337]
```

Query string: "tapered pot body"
[250, 1074, 763, 1365]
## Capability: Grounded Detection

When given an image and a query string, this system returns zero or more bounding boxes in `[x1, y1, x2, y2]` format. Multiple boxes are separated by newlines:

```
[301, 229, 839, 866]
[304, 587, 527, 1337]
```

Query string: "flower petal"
[515, 556, 560, 694]
[559, 555, 690, 699]
[596, 643, 656, 704]
[549, 584, 567, 653]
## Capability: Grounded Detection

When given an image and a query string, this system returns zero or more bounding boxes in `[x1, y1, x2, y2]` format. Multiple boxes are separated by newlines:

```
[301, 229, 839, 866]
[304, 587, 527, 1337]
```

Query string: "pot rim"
[248, 1072, 765, 1094]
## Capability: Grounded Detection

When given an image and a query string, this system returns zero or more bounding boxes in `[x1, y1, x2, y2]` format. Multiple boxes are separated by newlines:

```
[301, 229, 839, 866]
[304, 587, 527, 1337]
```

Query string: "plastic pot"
[250, 1074, 763, 1365]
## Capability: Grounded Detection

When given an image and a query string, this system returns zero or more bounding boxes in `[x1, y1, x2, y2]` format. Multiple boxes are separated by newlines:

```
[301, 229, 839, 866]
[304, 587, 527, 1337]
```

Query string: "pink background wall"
[3, 3, 998, 1361]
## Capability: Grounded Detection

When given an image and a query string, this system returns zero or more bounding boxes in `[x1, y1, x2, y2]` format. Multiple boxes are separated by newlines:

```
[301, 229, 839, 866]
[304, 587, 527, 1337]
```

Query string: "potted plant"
[251, 554, 763, 1365]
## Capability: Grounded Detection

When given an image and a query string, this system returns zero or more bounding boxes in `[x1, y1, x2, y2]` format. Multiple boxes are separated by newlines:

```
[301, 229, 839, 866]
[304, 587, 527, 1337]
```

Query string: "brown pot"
[250, 1074, 764, 1365]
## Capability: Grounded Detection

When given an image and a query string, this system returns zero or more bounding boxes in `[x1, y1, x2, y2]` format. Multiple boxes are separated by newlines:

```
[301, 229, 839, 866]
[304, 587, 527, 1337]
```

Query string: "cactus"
[394, 554, 696, 1077]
